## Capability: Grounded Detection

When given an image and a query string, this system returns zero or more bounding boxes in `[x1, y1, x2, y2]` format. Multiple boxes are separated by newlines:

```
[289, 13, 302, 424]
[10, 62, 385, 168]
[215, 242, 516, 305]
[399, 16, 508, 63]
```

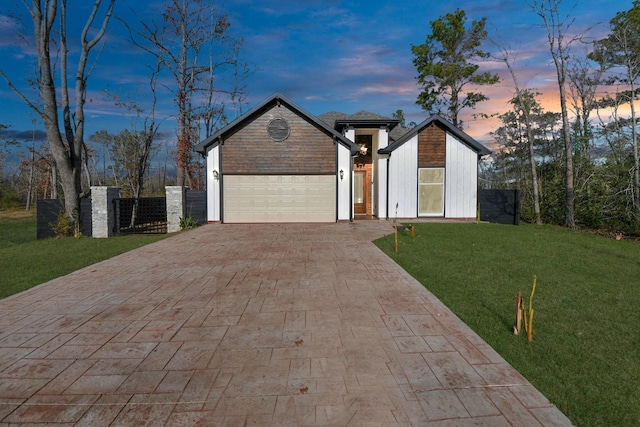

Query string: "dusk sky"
[0, 0, 635, 153]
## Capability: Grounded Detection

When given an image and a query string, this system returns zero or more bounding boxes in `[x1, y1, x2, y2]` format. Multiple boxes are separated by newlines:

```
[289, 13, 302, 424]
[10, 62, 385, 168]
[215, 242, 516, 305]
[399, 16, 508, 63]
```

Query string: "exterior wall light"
[339, 169, 344, 181]
[213, 170, 219, 180]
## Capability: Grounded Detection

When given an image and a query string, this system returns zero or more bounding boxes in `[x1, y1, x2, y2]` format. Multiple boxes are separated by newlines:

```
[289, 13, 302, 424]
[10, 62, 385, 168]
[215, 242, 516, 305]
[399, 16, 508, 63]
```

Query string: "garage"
[223, 175, 336, 223]
[195, 93, 358, 223]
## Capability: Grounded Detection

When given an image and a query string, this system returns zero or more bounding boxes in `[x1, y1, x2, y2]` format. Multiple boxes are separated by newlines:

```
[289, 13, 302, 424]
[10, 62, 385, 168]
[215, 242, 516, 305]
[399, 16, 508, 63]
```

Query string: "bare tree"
[122, 0, 248, 188]
[590, 2, 640, 211]
[0, 0, 115, 230]
[567, 56, 604, 163]
[529, 0, 579, 227]
[493, 47, 543, 224]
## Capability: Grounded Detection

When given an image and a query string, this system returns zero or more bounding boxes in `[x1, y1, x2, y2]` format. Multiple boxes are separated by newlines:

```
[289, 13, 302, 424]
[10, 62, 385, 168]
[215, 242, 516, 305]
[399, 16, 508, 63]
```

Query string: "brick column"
[91, 186, 120, 238]
[166, 186, 186, 233]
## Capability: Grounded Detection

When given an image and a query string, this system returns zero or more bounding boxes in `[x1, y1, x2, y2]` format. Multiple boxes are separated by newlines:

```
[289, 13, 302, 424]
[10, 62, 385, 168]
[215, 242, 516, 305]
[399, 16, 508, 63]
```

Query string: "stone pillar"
[166, 186, 186, 233]
[91, 186, 120, 238]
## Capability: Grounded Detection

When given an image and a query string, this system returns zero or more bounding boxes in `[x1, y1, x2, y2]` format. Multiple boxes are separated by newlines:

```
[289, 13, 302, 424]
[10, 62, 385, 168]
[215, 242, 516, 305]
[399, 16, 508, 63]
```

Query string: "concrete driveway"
[0, 222, 572, 426]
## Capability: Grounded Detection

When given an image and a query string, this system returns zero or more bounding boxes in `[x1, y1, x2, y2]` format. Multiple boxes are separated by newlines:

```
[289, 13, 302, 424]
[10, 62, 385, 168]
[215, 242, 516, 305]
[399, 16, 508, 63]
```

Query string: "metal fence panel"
[114, 197, 167, 234]
[37, 198, 92, 239]
[479, 189, 520, 225]
[185, 189, 207, 225]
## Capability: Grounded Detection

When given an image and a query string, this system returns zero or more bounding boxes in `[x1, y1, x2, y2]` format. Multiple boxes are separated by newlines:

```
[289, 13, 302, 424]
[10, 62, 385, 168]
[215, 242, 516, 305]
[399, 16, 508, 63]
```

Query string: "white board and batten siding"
[387, 133, 478, 219]
[223, 175, 336, 223]
[445, 133, 478, 218]
[387, 135, 418, 218]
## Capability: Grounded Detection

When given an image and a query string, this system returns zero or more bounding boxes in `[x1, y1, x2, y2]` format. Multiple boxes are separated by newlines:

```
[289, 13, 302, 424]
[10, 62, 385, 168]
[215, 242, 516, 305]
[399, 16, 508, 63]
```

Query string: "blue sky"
[0, 0, 634, 152]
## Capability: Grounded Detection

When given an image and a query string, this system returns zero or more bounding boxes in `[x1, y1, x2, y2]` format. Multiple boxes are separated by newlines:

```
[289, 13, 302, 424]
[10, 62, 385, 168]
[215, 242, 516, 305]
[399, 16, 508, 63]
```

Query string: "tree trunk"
[51, 160, 57, 199]
[558, 77, 575, 227]
[502, 54, 542, 224]
[15, 0, 115, 228]
[526, 121, 542, 225]
[630, 81, 639, 212]
[533, 0, 576, 227]
[26, 139, 35, 211]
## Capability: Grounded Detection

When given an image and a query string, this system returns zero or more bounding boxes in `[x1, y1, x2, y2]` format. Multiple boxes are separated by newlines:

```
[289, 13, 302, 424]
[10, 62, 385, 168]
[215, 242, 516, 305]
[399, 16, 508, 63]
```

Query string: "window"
[418, 168, 444, 216]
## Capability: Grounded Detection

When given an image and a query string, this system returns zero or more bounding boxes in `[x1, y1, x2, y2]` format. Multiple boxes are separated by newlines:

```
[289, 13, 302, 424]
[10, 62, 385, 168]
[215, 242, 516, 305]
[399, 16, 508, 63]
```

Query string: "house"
[194, 93, 490, 223]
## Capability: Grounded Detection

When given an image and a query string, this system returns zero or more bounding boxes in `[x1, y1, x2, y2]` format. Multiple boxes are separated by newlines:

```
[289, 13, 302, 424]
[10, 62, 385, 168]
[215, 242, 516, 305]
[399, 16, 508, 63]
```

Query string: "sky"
[0, 0, 635, 157]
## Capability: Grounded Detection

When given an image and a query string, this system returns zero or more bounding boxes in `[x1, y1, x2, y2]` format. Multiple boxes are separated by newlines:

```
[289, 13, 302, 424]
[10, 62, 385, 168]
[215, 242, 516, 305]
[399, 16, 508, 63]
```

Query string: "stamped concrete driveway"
[0, 222, 572, 426]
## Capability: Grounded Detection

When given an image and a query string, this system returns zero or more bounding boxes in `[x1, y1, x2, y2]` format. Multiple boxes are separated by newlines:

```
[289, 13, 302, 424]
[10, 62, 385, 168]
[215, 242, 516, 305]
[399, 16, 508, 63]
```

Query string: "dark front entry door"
[354, 170, 367, 214]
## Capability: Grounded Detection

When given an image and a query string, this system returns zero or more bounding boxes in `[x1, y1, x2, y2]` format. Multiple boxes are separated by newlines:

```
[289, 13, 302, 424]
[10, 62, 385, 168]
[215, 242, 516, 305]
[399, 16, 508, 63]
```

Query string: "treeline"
[412, 1, 640, 235]
[482, 1, 640, 235]
[0, 0, 247, 229]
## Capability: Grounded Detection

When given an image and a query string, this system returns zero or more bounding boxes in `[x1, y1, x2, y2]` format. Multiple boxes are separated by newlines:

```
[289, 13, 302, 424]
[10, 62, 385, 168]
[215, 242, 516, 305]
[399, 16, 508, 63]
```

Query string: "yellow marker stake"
[526, 275, 537, 342]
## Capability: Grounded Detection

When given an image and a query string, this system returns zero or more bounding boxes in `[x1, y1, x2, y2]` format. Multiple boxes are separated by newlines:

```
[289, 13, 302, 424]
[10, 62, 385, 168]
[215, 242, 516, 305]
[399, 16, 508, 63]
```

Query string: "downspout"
[476, 154, 481, 223]
[335, 137, 339, 222]
[219, 138, 224, 223]
[350, 153, 354, 222]
[476, 153, 487, 222]
[385, 154, 390, 220]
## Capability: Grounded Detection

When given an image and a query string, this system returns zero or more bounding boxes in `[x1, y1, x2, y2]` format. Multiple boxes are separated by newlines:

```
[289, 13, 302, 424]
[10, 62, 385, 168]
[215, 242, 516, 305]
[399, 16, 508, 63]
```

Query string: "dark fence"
[479, 189, 520, 225]
[185, 189, 206, 225]
[37, 198, 93, 239]
[114, 197, 167, 234]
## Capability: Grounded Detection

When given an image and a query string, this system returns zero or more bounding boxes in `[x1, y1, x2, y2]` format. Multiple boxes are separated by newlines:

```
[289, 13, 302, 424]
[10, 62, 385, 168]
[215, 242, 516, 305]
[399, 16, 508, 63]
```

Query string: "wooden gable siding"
[418, 123, 446, 167]
[221, 105, 336, 175]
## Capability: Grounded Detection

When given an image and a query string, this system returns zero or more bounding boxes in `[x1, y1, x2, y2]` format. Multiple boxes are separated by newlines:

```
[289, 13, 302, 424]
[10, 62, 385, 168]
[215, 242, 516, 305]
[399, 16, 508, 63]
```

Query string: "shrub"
[49, 211, 74, 238]
[0, 187, 22, 210]
[179, 215, 198, 230]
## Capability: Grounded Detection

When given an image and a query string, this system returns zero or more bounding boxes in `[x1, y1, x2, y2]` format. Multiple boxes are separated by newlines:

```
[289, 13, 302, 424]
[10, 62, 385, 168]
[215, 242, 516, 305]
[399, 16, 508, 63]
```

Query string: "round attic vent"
[267, 118, 290, 141]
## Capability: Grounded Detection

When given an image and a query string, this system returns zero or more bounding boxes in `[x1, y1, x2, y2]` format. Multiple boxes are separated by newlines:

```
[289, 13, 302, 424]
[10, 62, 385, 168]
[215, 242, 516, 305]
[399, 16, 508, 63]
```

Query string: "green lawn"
[375, 222, 639, 427]
[0, 210, 170, 299]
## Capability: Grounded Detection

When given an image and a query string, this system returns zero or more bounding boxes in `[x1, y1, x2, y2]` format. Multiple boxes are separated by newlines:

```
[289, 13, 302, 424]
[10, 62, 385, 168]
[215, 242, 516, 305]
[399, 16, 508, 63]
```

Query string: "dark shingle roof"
[318, 110, 400, 132]
[317, 111, 349, 127]
[379, 114, 490, 156]
[389, 126, 412, 142]
[346, 111, 394, 121]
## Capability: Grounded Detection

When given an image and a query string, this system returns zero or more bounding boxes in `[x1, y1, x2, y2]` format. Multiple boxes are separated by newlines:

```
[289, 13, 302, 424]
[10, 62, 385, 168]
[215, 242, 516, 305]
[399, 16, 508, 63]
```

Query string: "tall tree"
[494, 47, 543, 224]
[529, 0, 578, 227]
[391, 109, 406, 128]
[0, 0, 115, 230]
[590, 1, 640, 211]
[411, 8, 499, 128]
[566, 57, 603, 164]
[123, 0, 248, 188]
[512, 89, 544, 226]
[90, 129, 155, 193]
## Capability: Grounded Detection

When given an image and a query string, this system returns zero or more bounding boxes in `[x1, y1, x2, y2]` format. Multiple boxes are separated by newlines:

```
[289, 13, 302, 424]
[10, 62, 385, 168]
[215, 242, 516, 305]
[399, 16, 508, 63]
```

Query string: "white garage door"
[223, 175, 336, 223]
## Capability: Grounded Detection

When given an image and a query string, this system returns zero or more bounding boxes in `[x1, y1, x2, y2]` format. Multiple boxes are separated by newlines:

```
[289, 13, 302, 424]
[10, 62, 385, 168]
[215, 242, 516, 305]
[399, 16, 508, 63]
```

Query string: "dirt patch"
[0, 208, 35, 220]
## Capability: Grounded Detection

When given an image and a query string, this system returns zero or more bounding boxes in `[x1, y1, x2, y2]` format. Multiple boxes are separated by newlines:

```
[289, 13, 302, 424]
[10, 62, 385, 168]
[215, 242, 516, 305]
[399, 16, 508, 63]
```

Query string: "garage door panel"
[224, 175, 336, 223]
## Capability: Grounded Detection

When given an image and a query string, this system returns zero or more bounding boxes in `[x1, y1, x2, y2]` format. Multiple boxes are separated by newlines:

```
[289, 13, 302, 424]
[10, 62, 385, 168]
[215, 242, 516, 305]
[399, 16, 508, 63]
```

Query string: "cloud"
[0, 127, 47, 142]
[0, 14, 23, 47]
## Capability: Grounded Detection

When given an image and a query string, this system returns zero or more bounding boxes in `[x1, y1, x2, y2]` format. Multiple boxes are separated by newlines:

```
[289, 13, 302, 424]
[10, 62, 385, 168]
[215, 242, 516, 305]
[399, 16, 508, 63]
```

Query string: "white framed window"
[418, 168, 444, 216]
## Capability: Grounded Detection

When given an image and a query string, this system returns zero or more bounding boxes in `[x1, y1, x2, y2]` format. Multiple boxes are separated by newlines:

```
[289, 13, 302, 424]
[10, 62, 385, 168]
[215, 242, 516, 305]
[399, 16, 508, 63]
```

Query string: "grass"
[375, 222, 640, 427]
[0, 209, 170, 299]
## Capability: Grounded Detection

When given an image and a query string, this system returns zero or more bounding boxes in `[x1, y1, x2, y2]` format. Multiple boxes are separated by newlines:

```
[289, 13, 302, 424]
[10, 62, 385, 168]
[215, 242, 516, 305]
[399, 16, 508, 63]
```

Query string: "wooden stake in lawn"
[514, 289, 523, 335]
[514, 276, 537, 342]
[524, 275, 536, 342]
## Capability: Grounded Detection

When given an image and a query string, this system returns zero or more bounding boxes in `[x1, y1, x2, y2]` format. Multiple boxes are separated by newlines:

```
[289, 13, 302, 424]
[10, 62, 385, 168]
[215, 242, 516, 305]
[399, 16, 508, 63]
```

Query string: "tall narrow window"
[418, 168, 444, 216]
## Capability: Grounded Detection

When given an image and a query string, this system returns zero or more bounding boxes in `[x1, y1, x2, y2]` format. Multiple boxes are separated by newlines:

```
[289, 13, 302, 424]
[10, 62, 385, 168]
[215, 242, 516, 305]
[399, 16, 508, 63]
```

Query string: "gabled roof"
[194, 93, 359, 154]
[378, 115, 491, 156]
[389, 126, 411, 142]
[318, 110, 400, 132]
[317, 111, 349, 126]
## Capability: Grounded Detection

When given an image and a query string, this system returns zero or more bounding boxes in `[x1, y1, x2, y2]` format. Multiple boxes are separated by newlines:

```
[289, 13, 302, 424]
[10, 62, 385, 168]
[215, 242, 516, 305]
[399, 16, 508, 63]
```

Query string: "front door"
[354, 170, 367, 214]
